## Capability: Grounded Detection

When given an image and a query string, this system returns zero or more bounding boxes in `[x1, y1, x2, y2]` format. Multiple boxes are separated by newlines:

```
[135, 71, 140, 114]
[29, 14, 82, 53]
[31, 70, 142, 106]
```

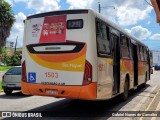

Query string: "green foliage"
[5, 52, 21, 66]
[0, 46, 7, 56]
[0, 0, 15, 51]
[0, 65, 12, 71]
[0, 46, 7, 64]
[0, 47, 21, 66]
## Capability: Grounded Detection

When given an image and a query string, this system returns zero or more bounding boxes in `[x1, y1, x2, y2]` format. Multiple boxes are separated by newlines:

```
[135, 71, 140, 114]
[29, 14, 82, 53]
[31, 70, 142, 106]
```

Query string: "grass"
[0, 81, 3, 92]
[0, 65, 11, 92]
[0, 65, 12, 71]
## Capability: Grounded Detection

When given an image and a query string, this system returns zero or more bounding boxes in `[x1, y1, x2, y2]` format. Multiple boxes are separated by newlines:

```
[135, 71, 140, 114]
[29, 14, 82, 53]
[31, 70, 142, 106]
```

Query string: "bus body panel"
[22, 10, 99, 100]
[96, 58, 113, 99]
[84, 11, 98, 83]
[120, 59, 134, 93]
[138, 62, 147, 85]
[22, 81, 96, 100]
[26, 18, 44, 45]
[25, 51, 86, 85]
[66, 14, 88, 43]
[25, 14, 88, 85]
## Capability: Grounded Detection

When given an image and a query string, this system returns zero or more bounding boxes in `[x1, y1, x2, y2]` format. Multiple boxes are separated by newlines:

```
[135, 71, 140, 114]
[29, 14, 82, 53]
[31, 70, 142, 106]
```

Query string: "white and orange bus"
[22, 9, 151, 101]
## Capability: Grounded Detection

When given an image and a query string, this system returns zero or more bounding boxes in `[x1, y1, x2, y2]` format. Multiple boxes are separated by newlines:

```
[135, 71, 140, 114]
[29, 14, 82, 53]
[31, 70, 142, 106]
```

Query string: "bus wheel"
[121, 78, 129, 101]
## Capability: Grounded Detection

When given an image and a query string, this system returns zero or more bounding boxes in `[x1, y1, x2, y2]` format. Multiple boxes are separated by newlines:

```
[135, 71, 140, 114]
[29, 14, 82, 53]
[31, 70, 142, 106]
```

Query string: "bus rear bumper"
[21, 81, 97, 100]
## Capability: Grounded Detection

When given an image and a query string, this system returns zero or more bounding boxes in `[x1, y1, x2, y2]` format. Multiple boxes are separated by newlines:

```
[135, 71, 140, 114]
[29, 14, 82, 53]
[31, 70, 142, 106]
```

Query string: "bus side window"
[140, 45, 144, 61]
[96, 22, 101, 37]
[127, 38, 132, 59]
[120, 35, 130, 58]
[138, 45, 141, 61]
[96, 21, 111, 55]
[126, 37, 131, 58]
[144, 47, 147, 61]
[142, 46, 146, 61]
[141, 46, 143, 61]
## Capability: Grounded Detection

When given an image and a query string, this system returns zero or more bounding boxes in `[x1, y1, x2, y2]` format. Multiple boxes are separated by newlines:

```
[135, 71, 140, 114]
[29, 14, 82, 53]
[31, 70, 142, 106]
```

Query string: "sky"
[5, 0, 160, 50]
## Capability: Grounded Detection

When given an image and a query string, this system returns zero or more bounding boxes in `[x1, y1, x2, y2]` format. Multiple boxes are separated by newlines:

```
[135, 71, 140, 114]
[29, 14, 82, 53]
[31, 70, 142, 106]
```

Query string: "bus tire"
[121, 78, 129, 101]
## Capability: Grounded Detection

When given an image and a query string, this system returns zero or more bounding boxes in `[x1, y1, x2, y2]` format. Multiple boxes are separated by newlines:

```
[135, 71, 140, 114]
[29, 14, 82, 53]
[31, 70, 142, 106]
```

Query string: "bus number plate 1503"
[46, 89, 58, 95]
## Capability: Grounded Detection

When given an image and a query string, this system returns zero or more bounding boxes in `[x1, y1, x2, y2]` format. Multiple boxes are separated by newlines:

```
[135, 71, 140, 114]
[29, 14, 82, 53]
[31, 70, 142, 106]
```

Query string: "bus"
[22, 9, 151, 101]
[149, 51, 153, 73]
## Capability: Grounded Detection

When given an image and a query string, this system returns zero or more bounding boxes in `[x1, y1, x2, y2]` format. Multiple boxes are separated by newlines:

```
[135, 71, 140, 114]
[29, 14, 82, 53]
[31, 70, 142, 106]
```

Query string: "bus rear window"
[67, 19, 83, 29]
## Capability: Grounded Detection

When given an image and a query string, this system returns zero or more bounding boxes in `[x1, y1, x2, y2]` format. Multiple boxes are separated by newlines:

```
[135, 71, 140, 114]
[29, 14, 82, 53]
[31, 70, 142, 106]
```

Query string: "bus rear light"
[22, 61, 27, 82]
[83, 60, 92, 85]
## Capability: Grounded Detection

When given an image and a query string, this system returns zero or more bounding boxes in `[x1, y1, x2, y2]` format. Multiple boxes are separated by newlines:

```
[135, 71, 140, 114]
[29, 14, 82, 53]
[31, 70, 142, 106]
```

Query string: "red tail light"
[83, 60, 92, 85]
[22, 61, 27, 82]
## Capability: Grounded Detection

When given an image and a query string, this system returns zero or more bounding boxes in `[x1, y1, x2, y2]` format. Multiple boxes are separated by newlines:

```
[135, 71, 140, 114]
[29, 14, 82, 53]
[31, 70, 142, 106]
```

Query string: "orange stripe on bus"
[138, 61, 147, 75]
[27, 52, 86, 71]
[21, 81, 97, 100]
[121, 59, 134, 73]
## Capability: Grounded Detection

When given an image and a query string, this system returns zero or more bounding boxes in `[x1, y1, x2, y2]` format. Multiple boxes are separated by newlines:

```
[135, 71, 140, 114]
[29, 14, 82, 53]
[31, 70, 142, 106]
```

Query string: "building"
[0, 41, 22, 58]
[4, 41, 22, 56]
[151, 50, 160, 66]
[6, 41, 14, 48]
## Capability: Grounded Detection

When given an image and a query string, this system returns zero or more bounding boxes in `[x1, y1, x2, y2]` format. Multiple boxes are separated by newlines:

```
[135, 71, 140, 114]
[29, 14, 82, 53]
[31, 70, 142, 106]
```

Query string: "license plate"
[46, 89, 58, 95]
[7, 84, 15, 87]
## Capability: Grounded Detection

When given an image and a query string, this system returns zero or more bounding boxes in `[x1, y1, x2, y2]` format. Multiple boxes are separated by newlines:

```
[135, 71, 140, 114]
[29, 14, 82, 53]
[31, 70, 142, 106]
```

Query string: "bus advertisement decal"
[39, 15, 66, 43]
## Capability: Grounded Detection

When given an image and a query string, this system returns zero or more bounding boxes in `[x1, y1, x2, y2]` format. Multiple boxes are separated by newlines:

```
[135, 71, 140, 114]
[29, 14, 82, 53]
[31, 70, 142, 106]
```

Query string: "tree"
[10, 52, 21, 66]
[0, 0, 15, 53]
[5, 52, 21, 66]
[0, 46, 7, 65]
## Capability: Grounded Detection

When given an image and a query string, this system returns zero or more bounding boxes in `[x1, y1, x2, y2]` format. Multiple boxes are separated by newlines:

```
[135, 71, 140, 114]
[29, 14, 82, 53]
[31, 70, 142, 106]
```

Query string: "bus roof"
[27, 9, 89, 20]
[26, 8, 148, 48]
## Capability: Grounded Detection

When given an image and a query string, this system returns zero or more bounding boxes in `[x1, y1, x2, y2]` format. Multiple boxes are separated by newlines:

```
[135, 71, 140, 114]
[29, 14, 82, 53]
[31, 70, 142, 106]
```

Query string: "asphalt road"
[0, 70, 160, 120]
